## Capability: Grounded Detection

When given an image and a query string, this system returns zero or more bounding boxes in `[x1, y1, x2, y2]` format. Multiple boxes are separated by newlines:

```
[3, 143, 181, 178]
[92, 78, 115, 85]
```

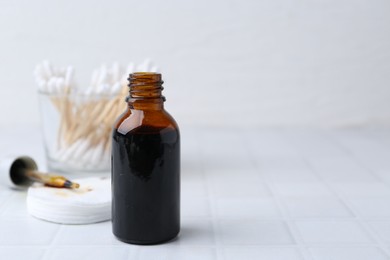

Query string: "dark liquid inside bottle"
[111, 126, 180, 244]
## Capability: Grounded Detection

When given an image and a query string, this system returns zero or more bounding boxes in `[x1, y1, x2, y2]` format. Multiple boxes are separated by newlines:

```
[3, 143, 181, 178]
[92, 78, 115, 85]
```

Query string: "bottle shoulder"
[114, 108, 179, 136]
[161, 110, 180, 132]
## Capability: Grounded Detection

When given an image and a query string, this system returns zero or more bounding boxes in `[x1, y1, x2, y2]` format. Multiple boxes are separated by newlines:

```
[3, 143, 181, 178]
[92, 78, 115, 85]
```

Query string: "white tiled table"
[1, 126, 390, 260]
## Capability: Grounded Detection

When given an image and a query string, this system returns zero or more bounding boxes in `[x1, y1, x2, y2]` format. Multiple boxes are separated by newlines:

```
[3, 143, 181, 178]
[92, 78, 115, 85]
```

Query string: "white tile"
[202, 158, 254, 174]
[273, 182, 335, 198]
[317, 170, 378, 183]
[217, 220, 294, 245]
[283, 131, 347, 158]
[258, 156, 317, 182]
[201, 133, 248, 159]
[181, 172, 206, 186]
[332, 183, 390, 198]
[182, 144, 200, 159]
[215, 198, 280, 218]
[182, 163, 203, 176]
[376, 170, 390, 185]
[0, 190, 12, 214]
[137, 246, 216, 260]
[263, 169, 319, 183]
[309, 247, 389, 260]
[0, 190, 12, 203]
[182, 181, 208, 199]
[295, 220, 373, 244]
[3, 129, 390, 259]
[45, 246, 130, 260]
[172, 218, 215, 246]
[54, 221, 120, 245]
[0, 217, 59, 245]
[181, 168, 205, 183]
[245, 131, 299, 157]
[333, 134, 390, 173]
[257, 156, 309, 172]
[200, 129, 245, 149]
[350, 198, 390, 218]
[211, 181, 271, 199]
[181, 139, 201, 156]
[360, 155, 390, 171]
[368, 221, 390, 245]
[307, 157, 378, 183]
[283, 197, 352, 218]
[182, 198, 211, 217]
[1, 191, 28, 217]
[0, 247, 45, 260]
[201, 140, 248, 155]
[223, 247, 304, 260]
[205, 168, 260, 184]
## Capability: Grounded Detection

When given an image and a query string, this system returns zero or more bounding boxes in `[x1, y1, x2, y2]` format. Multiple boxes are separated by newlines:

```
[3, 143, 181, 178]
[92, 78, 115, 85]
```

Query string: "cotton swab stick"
[34, 59, 159, 170]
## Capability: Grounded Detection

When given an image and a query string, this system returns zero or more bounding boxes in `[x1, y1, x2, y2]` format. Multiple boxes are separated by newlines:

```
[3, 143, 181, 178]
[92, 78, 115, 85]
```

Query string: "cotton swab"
[34, 59, 159, 171]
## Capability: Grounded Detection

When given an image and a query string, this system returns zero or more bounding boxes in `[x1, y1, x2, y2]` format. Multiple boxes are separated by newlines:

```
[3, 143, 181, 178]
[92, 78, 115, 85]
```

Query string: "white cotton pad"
[27, 177, 111, 224]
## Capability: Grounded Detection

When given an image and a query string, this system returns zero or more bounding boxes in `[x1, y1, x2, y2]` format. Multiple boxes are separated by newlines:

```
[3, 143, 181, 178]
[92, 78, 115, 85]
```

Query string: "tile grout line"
[40, 224, 64, 260]
[197, 131, 223, 260]
[242, 130, 314, 260]
[303, 158, 390, 257]
[326, 131, 390, 187]
[263, 180, 315, 260]
[300, 131, 390, 258]
[323, 131, 390, 257]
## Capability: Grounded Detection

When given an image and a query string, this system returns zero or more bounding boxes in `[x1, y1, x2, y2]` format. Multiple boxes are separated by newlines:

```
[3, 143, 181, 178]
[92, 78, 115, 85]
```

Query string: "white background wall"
[0, 0, 389, 128]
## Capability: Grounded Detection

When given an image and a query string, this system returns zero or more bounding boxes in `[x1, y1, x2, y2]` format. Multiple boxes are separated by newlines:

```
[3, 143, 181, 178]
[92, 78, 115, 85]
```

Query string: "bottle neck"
[127, 72, 165, 110]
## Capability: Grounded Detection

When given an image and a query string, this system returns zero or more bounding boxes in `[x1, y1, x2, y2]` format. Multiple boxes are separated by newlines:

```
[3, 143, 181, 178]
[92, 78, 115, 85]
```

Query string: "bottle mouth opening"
[129, 72, 161, 80]
[128, 72, 163, 87]
[131, 72, 159, 75]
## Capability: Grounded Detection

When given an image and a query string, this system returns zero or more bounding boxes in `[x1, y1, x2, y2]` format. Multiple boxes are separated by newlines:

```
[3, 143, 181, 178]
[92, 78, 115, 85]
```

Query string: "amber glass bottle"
[111, 72, 180, 244]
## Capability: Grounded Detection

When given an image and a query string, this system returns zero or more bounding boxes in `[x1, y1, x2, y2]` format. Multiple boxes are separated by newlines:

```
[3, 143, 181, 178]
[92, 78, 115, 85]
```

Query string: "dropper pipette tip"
[63, 180, 80, 189]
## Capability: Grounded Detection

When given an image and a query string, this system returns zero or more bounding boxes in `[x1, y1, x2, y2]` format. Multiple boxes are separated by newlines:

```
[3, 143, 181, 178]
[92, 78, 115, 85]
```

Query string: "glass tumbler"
[38, 91, 126, 173]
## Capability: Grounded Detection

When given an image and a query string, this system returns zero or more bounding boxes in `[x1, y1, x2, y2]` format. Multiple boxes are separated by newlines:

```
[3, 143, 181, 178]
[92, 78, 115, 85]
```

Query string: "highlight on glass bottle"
[112, 72, 180, 245]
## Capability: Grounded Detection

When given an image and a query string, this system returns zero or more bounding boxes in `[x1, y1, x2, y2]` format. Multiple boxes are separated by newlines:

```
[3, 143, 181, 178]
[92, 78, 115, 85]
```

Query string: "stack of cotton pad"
[27, 177, 111, 224]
